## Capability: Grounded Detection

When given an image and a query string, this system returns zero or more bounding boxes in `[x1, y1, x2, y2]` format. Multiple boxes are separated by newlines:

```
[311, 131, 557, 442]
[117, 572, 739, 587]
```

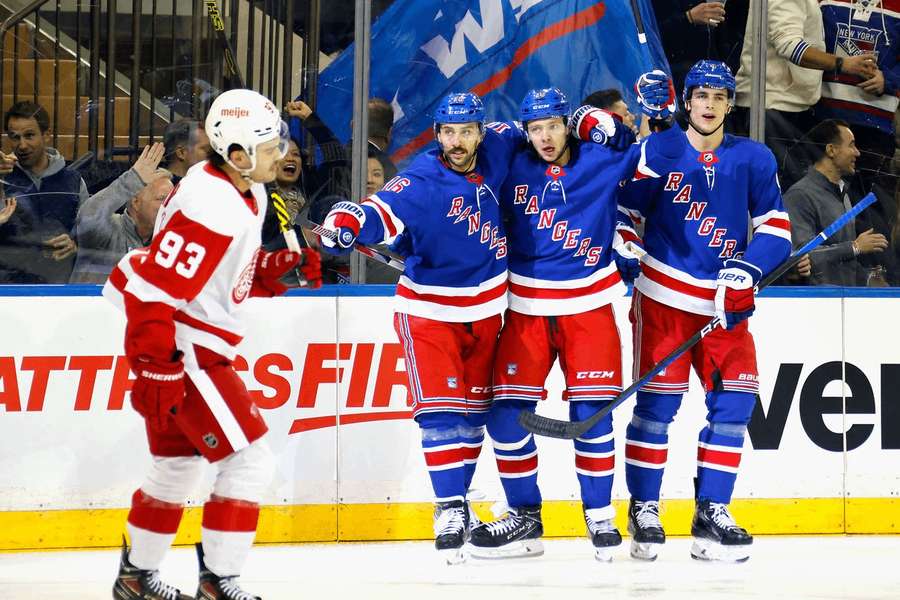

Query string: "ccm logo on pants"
[576, 371, 615, 379]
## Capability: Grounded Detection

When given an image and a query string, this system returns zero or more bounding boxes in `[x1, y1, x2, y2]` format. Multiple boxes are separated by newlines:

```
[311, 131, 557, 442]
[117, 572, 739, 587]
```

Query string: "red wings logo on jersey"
[231, 250, 258, 304]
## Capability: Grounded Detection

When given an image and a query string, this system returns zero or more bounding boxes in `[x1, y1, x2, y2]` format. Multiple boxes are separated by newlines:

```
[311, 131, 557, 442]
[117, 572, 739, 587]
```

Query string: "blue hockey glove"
[613, 228, 645, 285]
[635, 70, 677, 120]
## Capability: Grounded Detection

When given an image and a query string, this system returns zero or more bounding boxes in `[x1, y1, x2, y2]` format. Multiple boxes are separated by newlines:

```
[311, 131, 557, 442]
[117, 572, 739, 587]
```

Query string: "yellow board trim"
[1, 498, 896, 551]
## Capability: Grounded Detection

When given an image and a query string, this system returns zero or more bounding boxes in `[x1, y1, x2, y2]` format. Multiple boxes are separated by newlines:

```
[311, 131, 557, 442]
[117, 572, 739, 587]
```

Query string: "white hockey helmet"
[205, 88, 289, 174]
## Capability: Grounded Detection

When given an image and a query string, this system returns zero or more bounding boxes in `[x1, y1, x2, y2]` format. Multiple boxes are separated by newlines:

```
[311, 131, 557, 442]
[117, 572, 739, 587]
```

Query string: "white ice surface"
[1, 536, 898, 599]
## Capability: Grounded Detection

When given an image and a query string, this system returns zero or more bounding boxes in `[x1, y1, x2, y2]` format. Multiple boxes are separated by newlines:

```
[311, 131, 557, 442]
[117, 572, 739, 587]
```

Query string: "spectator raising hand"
[285, 100, 313, 121]
[132, 142, 166, 184]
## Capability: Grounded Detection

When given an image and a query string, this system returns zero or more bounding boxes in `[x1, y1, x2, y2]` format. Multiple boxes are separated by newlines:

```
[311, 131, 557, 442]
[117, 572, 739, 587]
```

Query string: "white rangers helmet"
[205, 88, 289, 174]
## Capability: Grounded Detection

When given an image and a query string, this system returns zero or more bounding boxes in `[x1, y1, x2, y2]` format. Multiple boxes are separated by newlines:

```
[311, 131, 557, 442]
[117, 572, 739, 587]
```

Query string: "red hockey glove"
[250, 248, 301, 297]
[130, 354, 185, 432]
[571, 106, 636, 151]
[299, 248, 323, 289]
[714, 259, 761, 330]
[321, 201, 365, 255]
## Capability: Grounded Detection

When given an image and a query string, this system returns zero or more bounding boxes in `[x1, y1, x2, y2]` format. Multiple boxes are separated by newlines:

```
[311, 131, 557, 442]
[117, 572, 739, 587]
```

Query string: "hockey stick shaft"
[268, 191, 309, 287]
[519, 192, 877, 439]
[302, 219, 406, 272]
[205, 0, 245, 88]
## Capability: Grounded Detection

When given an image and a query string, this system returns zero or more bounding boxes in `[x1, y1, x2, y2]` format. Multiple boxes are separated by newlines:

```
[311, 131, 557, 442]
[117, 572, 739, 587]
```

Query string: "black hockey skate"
[433, 500, 470, 564]
[584, 507, 622, 562]
[690, 500, 753, 563]
[112, 537, 193, 600]
[195, 543, 261, 600]
[468, 505, 544, 559]
[627, 498, 666, 561]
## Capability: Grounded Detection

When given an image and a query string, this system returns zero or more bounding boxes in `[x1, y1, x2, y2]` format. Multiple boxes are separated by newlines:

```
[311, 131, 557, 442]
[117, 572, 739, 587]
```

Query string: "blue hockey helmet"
[683, 60, 736, 104]
[519, 87, 570, 124]
[434, 92, 485, 127]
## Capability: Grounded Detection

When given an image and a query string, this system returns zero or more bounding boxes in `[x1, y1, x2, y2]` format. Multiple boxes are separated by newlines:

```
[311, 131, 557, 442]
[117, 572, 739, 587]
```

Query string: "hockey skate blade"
[438, 547, 468, 565]
[593, 546, 616, 562]
[467, 539, 544, 560]
[690, 538, 750, 563]
[629, 540, 661, 561]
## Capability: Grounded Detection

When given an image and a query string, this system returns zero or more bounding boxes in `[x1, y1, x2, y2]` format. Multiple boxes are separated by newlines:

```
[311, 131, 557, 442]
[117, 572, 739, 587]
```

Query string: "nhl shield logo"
[507, 363, 518, 375]
[203, 433, 219, 449]
[447, 377, 458, 389]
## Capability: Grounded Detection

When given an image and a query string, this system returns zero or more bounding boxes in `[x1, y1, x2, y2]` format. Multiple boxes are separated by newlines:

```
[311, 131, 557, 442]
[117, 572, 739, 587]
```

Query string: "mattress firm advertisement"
[0, 291, 898, 548]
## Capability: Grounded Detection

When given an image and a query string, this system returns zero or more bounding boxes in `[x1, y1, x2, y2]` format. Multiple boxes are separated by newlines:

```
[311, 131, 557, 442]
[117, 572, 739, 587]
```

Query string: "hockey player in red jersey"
[618, 61, 791, 563]
[104, 88, 321, 600]
[467, 77, 683, 561]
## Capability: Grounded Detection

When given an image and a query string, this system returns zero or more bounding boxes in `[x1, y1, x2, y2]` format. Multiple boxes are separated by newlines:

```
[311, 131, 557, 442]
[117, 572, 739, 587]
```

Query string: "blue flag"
[311, 0, 668, 165]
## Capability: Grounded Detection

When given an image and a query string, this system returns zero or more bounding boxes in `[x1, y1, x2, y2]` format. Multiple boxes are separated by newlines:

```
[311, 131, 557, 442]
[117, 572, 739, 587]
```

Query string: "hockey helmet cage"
[205, 88, 289, 174]
[683, 60, 736, 104]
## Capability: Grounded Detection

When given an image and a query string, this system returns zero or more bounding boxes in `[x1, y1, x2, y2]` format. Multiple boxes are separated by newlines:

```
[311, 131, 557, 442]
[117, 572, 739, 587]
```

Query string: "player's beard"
[444, 146, 477, 172]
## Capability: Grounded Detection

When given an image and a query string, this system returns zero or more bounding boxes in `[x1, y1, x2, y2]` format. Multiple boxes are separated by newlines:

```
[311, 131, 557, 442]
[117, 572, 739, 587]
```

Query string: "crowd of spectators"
[658, 0, 900, 287]
[1, 1, 899, 288]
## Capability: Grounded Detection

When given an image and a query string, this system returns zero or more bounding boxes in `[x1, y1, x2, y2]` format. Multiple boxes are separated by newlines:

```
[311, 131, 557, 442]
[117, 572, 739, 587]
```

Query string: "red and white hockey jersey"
[103, 161, 267, 361]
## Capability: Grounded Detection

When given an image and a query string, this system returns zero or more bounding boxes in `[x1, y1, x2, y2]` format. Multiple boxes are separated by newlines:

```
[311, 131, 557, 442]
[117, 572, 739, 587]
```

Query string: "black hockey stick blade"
[519, 193, 877, 440]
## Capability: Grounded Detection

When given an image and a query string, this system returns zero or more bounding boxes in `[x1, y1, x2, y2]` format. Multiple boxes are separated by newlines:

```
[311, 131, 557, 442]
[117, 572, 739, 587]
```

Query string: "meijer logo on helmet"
[220, 107, 250, 117]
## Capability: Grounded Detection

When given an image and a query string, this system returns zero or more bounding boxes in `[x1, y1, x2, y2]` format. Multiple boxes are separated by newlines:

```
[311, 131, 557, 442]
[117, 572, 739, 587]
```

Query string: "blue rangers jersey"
[502, 126, 686, 316]
[618, 131, 791, 316]
[356, 123, 522, 322]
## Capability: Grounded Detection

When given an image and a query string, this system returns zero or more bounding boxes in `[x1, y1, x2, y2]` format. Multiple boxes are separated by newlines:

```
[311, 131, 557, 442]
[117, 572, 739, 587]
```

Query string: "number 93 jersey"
[104, 161, 268, 360]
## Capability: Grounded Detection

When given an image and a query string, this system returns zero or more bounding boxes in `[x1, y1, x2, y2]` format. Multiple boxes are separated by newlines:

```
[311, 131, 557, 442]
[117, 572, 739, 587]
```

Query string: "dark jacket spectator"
[784, 119, 888, 285]
[0, 101, 88, 283]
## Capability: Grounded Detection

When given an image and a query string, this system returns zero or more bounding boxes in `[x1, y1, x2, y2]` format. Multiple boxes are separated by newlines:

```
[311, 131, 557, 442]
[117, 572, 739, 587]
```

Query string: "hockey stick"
[302, 218, 406, 272]
[268, 190, 310, 287]
[519, 192, 878, 440]
[205, 0, 244, 89]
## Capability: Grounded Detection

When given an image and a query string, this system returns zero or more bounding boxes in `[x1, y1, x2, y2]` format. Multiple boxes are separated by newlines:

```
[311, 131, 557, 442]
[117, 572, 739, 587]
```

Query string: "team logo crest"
[466, 172, 484, 186]
[231, 251, 258, 304]
[698, 151, 718, 190]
